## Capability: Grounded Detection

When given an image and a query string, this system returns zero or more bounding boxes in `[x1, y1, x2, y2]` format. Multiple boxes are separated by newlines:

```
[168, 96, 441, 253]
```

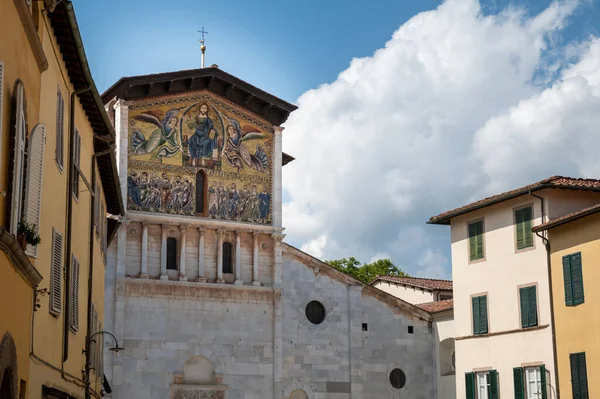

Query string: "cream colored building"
[429, 176, 600, 399]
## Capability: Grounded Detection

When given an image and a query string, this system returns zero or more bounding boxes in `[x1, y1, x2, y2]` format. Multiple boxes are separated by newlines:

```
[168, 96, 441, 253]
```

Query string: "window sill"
[457, 324, 549, 341]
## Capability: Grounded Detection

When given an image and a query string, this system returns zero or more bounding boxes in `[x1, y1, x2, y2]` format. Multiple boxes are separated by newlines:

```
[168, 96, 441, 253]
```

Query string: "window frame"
[471, 293, 489, 335]
[467, 218, 486, 263]
[476, 372, 491, 399]
[562, 252, 584, 306]
[222, 241, 233, 274]
[166, 237, 178, 270]
[570, 352, 588, 399]
[514, 204, 535, 252]
[518, 284, 539, 328]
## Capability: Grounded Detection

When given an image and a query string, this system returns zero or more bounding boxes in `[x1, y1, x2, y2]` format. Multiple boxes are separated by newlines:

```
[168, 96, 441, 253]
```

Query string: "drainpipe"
[530, 191, 560, 398]
[84, 141, 115, 399]
[63, 85, 91, 364]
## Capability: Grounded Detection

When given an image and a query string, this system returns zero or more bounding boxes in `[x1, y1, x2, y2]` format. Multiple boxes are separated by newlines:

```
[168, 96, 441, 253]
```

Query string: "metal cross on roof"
[198, 27, 208, 42]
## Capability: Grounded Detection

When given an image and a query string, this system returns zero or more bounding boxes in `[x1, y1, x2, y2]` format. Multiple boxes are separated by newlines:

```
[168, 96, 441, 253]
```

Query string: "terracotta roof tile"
[533, 203, 600, 232]
[373, 276, 453, 291]
[416, 299, 454, 313]
[428, 176, 600, 225]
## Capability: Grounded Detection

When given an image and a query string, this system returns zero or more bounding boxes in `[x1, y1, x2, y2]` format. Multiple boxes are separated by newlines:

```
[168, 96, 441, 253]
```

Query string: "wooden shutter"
[570, 353, 588, 399]
[100, 203, 106, 252]
[90, 302, 96, 367]
[479, 295, 488, 334]
[69, 256, 80, 331]
[24, 124, 46, 256]
[0, 61, 4, 173]
[529, 286, 538, 326]
[513, 367, 525, 399]
[72, 130, 81, 198]
[570, 253, 584, 305]
[520, 287, 530, 327]
[50, 228, 63, 315]
[55, 88, 64, 169]
[516, 208, 525, 249]
[540, 365, 547, 399]
[563, 255, 573, 306]
[468, 223, 477, 261]
[10, 81, 26, 234]
[489, 370, 499, 399]
[523, 206, 533, 248]
[472, 297, 480, 335]
[465, 372, 475, 399]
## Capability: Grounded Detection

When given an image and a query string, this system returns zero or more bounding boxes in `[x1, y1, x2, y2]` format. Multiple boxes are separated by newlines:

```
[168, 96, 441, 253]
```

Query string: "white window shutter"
[50, 228, 63, 315]
[0, 61, 4, 176]
[24, 124, 45, 256]
[90, 302, 96, 367]
[70, 256, 80, 331]
[56, 89, 64, 169]
[10, 82, 26, 235]
[73, 130, 81, 199]
[98, 321, 103, 376]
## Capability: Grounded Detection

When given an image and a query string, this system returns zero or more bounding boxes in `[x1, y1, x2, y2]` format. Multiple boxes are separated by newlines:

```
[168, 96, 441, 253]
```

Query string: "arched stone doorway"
[0, 333, 18, 399]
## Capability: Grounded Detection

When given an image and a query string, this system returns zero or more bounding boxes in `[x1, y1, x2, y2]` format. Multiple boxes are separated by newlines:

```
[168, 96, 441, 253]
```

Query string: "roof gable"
[102, 67, 297, 126]
[372, 276, 453, 291]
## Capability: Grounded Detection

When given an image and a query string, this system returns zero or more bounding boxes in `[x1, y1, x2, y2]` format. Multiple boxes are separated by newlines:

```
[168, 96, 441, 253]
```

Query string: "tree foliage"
[324, 257, 407, 284]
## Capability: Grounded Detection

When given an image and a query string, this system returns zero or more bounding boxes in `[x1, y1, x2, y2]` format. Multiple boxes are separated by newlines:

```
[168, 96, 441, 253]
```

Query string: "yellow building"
[0, 1, 123, 399]
[533, 203, 600, 399]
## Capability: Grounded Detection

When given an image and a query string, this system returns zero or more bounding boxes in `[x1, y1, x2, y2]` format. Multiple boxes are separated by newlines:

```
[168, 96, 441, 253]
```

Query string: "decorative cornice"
[0, 228, 43, 287]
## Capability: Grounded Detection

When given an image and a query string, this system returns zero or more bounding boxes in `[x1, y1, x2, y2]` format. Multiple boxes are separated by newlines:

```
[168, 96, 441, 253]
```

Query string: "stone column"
[198, 228, 206, 282]
[216, 228, 224, 283]
[272, 126, 283, 228]
[160, 224, 168, 280]
[140, 222, 149, 279]
[252, 231, 261, 286]
[272, 233, 285, 287]
[179, 225, 188, 281]
[234, 230, 243, 285]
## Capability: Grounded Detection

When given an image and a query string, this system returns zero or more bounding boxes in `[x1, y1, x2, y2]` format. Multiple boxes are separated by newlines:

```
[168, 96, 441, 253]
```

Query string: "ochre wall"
[548, 212, 600, 399]
[127, 92, 273, 224]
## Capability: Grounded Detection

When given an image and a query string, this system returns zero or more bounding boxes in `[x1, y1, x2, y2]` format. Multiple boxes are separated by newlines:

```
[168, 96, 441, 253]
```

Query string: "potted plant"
[17, 221, 41, 250]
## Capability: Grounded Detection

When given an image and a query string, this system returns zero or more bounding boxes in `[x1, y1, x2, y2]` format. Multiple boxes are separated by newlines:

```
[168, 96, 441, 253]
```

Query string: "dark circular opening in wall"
[389, 368, 406, 389]
[305, 301, 326, 324]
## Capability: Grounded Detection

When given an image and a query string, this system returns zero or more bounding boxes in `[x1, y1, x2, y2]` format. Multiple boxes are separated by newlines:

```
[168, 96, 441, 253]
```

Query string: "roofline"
[371, 276, 453, 291]
[533, 204, 600, 232]
[428, 185, 600, 225]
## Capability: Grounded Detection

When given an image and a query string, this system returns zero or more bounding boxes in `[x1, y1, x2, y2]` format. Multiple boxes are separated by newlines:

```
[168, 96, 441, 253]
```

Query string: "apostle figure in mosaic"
[160, 173, 172, 211]
[139, 172, 150, 208]
[222, 118, 268, 173]
[208, 187, 218, 218]
[228, 183, 239, 220]
[185, 103, 218, 166]
[259, 188, 270, 223]
[128, 171, 141, 208]
[130, 109, 181, 157]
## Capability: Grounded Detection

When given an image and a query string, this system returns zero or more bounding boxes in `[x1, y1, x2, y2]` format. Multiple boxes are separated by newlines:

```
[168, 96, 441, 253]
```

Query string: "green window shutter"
[468, 223, 477, 261]
[489, 370, 499, 399]
[513, 367, 525, 399]
[523, 206, 533, 248]
[516, 208, 525, 249]
[529, 286, 538, 326]
[540, 365, 547, 399]
[465, 372, 475, 399]
[570, 253, 584, 305]
[520, 287, 530, 327]
[472, 297, 480, 335]
[563, 255, 573, 306]
[476, 222, 484, 260]
[570, 354, 581, 399]
[578, 353, 589, 398]
[479, 295, 488, 334]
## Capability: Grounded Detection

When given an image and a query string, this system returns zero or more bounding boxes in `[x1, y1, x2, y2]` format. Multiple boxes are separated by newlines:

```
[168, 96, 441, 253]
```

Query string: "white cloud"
[282, 0, 600, 277]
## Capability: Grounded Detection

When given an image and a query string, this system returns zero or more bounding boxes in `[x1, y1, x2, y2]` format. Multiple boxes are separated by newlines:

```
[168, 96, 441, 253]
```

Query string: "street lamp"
[83, 330, 122, 399]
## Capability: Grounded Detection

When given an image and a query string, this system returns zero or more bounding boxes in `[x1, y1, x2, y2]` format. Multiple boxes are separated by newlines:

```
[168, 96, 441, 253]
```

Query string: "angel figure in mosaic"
[222, 118, 268, 173]
[130, 108, 182, 158]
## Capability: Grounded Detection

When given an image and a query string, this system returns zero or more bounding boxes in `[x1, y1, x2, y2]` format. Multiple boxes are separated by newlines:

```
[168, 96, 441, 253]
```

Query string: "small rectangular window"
[515, 206, 534, 250]
[472, 295, 488, 335]
[407, 326, 414, 334]
[468, 370, 498, 399]
[222, 242, 233, 274]
[562, 252, 584, 306]
[362, 323, 368, 331]
[519, 286, 538, 328]
[468, 220, 484, 261]
[570, 352, 588, 399]
[166, 237, 177, 270]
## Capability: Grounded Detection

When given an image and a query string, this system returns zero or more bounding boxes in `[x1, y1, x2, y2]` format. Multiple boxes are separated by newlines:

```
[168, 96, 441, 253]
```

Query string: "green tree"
[325, 257, 407, 284]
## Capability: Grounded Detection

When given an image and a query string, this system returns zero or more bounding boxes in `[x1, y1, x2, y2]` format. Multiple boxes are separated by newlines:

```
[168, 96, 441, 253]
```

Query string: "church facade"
[102, 67, 436, 399]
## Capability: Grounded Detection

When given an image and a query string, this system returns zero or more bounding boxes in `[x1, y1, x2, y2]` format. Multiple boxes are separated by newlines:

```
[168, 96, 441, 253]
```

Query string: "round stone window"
[305, 301, 326, 324]
[389, 368, 406, 389]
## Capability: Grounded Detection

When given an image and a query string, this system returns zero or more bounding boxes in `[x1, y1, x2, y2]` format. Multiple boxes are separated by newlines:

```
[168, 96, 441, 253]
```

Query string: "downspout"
[530, 191, 560, 398]
[63, 85, 91, 364]
[84, 142, 115, 399]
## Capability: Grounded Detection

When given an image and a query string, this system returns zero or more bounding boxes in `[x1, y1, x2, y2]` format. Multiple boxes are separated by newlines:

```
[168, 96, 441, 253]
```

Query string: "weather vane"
[199, 27, 208, 68]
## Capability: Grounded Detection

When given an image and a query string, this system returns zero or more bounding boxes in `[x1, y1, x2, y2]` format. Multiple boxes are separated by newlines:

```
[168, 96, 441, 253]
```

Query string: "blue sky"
[76, 0, 600, 276]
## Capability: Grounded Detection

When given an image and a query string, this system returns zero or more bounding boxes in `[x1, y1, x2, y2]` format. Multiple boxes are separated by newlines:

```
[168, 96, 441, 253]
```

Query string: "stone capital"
[216, 227, 226, 237]
[271, 233, 285, 243]
[179, 224, 188, 232]
[140, 221, 148, 228]
[197, 227, 205, 235]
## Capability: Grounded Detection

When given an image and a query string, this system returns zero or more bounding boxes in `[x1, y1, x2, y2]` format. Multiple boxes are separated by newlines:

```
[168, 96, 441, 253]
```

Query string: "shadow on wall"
[440, 337, 455, 376]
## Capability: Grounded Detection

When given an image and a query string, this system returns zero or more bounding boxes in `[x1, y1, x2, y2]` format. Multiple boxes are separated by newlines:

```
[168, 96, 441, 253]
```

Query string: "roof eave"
[533, 205, 600, 232]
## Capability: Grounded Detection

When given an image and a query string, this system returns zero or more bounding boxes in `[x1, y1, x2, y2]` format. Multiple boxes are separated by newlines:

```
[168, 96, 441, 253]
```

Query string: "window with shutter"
[489, 370, 499, 399]
[476, 372, 491, 399]
[472, 295, 488, 335]
[520, 286, 538, 328]
[72, 129, 81, 199]
[465, 372, 475, 399]
[10, 81, 27, 235]
[570, 352, 588, 399]
[56, 88, 64, 170]
[515, 206, 534, 250]
[69, 256, 80, 332]
[24, 124, 46, 257]
[50, 228, 63, 315]
[0, 61, 4, 174]
[468, 220, 484, 261]
[514, 367, 525, 399]
[563, 253, 584, 306]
